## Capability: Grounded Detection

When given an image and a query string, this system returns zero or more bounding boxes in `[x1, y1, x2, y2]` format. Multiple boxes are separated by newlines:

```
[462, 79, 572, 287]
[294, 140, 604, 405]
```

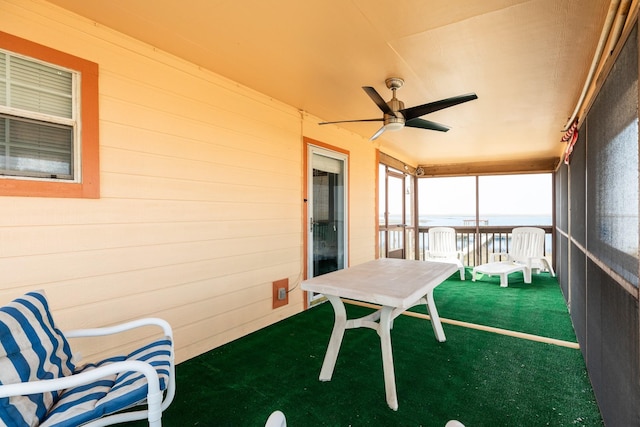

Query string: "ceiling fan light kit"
[384, 119, 404, 132]
[319, 77, 477, 141]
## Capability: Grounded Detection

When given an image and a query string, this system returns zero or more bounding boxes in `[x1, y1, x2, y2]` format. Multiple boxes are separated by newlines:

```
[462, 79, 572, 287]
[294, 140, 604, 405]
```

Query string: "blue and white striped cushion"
[0, 290, 75, 427]
[41, 337, 172, 427]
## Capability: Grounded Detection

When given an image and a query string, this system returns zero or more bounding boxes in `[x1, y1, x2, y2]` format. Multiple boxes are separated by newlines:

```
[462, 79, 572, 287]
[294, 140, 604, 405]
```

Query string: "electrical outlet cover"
[272, 279, 289, 309]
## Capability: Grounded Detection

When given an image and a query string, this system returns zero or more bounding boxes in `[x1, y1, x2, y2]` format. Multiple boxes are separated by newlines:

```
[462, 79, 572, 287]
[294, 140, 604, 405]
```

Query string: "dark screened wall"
[555, 23, 640, 426]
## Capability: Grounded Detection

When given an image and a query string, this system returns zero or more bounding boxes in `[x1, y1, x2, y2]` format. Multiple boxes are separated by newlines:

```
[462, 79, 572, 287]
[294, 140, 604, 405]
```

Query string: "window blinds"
[0, 51, 75, 179]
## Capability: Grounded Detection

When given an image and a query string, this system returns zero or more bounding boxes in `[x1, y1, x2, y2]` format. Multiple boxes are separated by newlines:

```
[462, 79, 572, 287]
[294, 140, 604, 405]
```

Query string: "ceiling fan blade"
[362, 86, 397, 117]
[319, 118, 383, 125]
[405, 118, 450, 132]
[401, 93, 478, 121]
[370, 125, 387, 141]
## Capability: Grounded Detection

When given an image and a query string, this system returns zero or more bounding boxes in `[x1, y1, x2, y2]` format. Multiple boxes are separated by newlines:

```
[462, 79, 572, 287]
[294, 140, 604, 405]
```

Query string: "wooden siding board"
[0, 198, 299, 226]
[102, 147, 300, 187]
[0, 219, 300, 258]
[34, 259, 301, 316]
[100, 99, 300, 157]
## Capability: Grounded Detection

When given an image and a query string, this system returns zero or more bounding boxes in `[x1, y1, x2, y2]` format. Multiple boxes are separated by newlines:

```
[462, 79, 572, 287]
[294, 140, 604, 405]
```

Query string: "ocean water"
[382, 214, 552, 227]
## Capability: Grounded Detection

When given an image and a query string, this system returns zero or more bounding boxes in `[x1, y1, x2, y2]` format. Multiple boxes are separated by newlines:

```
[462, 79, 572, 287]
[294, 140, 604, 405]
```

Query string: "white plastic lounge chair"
[491, 227, 555, 275]
[473, 227, 555, 287]
[0, 290, 175, 427]
[425, 227, 466, 280]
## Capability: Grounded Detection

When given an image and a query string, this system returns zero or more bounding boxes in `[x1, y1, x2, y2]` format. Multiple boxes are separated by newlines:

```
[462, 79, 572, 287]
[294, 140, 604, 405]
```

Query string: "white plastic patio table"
[301, 258, 457, 410]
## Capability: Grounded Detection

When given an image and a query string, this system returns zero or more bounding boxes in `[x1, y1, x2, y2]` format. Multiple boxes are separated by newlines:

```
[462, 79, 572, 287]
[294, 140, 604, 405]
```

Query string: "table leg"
[379, 305, 399, 410]
[319, 295, 347, 381]
[499, 273, 508, 287]
[425, 289, 446, 342]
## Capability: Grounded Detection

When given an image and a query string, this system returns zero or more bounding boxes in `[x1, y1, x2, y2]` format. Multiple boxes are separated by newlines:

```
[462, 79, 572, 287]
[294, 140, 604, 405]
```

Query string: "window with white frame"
[0, 50, 78, 181]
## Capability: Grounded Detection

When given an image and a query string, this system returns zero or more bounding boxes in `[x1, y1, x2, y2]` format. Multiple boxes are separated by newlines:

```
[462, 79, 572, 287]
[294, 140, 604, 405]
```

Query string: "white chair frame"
[0, 318, 176, 427]
[425, 227, 466, 280]
[490, 226, 555, 276]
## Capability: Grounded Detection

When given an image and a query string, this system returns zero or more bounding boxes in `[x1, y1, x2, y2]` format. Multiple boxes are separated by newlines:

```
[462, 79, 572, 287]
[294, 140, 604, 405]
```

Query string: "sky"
[415, 173, 553, 216]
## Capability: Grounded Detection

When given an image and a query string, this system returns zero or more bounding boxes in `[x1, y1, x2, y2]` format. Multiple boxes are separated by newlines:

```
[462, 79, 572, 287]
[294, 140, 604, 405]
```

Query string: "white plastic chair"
[425, 227, 465, 280]
[490, 226, 555, 276]
[265, 410, 287, 427]
[0, 290, 175, 427]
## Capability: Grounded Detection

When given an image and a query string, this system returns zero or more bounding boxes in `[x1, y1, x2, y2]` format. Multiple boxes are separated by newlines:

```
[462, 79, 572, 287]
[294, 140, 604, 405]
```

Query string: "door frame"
[378, 162, 417, 260]
[303, 137, 350, 307]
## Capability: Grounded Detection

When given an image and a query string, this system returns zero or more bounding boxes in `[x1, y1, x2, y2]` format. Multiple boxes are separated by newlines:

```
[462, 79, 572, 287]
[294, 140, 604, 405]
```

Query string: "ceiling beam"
[418, 157, 561, 177]
[379, 152, 416, 175]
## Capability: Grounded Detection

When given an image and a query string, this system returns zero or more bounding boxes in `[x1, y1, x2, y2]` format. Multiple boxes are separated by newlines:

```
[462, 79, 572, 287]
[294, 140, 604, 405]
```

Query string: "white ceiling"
[46, 0, 611, 169]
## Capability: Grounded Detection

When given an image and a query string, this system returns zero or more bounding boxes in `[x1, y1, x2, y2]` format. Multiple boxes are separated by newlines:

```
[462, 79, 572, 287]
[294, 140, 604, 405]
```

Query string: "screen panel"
[586, 24, 639, 287]
[569, 123, 586, 245]
[556, 162, 569, 233]
[586, 260, 640, 426]
[558, 233, 569, 299]
[569, 242, 586, 344]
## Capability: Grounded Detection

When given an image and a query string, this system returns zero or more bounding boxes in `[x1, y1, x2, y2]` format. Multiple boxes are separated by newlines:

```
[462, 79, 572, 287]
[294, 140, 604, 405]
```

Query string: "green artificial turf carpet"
[131, 270, 602, 426]
[425, 269, 578, 343]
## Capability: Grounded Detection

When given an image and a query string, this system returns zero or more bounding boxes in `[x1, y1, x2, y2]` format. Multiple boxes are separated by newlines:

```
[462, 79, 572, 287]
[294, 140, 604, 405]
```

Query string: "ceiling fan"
[319, 77, 478, 141]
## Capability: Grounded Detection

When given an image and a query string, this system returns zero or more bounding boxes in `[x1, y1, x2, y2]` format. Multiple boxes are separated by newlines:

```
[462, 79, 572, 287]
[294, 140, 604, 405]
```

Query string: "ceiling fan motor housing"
[385, 97, 405, 130]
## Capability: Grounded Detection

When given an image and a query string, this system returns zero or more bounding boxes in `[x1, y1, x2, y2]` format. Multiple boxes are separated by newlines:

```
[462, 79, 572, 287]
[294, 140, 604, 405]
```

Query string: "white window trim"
[0, 49, 81, 183]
